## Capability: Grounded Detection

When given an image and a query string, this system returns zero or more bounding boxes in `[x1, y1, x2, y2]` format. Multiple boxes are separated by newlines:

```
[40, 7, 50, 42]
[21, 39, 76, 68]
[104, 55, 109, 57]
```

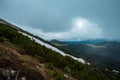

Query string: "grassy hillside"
[0, 22, 120, 80]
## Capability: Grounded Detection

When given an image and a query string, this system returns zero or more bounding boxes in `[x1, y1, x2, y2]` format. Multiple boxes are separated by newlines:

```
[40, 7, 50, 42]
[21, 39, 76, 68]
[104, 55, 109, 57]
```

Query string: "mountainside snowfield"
[0, 19, 90, 64]
[18, 31, 90, 65]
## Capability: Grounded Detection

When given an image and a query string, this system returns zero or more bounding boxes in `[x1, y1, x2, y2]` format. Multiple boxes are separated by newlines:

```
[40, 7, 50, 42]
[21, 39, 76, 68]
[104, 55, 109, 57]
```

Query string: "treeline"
[0, 23, 119, 80]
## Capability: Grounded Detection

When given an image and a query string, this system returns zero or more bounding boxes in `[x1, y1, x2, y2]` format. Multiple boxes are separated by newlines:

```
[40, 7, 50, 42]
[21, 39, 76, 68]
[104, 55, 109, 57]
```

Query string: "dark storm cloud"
[0, 0, 120, 40]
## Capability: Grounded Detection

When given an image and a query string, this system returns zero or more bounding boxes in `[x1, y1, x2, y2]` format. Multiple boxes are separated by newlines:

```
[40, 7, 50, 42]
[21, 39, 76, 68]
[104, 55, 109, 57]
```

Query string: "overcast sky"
[0, 0, 120, 40]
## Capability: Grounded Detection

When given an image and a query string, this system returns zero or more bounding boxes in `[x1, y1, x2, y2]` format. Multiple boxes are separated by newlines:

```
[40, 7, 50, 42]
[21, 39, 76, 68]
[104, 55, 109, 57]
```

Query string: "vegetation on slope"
[0, 23, 120, 80]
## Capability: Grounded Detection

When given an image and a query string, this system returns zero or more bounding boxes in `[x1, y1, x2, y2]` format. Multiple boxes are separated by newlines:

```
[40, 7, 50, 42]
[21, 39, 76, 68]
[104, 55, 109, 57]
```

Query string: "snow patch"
[105, 68, 109, 72]
[18, 31, 90, 65]
[112, 70, 119, 73]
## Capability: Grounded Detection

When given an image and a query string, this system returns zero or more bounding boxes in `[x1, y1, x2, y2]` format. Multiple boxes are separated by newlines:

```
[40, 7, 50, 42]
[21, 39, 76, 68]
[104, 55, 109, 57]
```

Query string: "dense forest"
[0, 23, 120, 80]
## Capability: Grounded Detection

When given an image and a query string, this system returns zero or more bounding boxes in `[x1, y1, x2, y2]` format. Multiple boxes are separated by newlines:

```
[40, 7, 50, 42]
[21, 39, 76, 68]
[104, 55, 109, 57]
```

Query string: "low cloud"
[17, 17, 103, 41]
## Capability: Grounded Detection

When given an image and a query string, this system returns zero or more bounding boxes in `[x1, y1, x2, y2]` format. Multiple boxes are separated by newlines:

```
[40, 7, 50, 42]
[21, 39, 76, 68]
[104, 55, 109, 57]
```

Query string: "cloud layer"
[0, 0, 120, 40]
[17, 17, 103, 40]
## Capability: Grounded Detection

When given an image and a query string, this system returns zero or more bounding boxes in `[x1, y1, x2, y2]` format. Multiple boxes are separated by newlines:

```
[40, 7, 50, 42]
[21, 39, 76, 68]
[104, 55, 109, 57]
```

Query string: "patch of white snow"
[18, 31, 90, 64]
[112, 70, 119, 73]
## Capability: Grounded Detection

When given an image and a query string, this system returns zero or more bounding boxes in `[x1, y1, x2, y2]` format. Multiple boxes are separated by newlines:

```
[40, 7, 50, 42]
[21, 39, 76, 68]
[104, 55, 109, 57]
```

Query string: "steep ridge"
[0, 18, 89, 64]
[18, 31, 88, 64]
[0, 18, 120, 80]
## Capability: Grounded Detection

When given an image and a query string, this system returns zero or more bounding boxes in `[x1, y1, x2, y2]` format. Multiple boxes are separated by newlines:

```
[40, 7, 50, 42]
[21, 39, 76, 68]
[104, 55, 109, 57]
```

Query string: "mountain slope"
[18, 31, 87, 64]
[0, 19, 120, 80]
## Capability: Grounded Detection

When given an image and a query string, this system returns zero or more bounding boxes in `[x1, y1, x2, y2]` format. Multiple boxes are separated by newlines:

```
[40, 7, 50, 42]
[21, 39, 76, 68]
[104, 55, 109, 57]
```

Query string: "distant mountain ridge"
[50, 39, 118, 44]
